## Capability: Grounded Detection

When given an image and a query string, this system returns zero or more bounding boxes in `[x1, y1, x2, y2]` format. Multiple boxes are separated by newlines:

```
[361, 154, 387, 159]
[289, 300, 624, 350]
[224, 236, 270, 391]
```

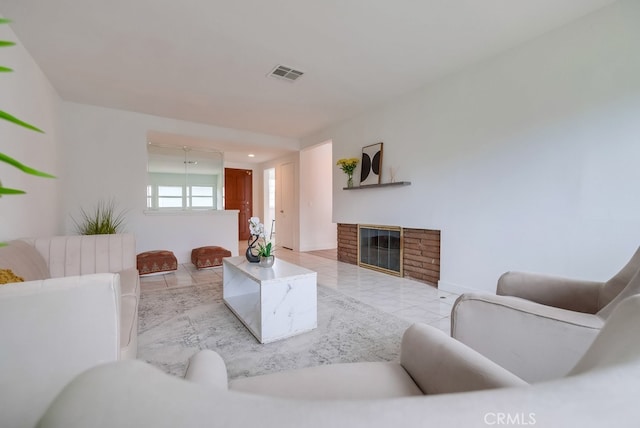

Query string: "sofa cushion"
[0, 240, 50, 281]
[28, 234, 137, 277]
[230, 362, 423, 399]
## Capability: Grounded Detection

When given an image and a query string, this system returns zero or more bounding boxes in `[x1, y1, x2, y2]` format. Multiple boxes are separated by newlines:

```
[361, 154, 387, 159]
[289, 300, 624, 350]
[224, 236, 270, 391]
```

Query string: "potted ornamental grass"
[71, 199, 127, 235]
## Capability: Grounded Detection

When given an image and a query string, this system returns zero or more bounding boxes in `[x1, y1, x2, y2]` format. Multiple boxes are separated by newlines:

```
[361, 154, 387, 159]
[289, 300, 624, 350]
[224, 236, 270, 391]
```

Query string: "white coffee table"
[223, 256, 317, 343]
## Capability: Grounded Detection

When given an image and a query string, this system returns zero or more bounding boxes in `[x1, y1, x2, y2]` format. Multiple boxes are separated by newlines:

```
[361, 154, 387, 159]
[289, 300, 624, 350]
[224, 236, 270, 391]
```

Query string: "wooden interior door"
[225, 168, 253, 241]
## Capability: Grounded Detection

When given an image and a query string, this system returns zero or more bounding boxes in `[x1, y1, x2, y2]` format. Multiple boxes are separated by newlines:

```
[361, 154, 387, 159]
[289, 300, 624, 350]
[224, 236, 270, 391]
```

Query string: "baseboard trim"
[299, 244, 338, 252]
[438, 280, 479, 295]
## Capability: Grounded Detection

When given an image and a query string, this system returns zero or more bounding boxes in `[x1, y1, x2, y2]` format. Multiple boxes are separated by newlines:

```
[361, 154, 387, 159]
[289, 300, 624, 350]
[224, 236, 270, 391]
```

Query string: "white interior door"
[277, 162, 295, 250]
[263, 168, 276, 240]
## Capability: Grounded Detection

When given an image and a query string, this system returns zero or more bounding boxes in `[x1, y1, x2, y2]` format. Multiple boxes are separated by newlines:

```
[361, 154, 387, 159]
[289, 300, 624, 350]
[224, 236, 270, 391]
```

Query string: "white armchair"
[37, 295, 640, 427]
[189, 322, 526, 399]
[451, 247, 640, 382]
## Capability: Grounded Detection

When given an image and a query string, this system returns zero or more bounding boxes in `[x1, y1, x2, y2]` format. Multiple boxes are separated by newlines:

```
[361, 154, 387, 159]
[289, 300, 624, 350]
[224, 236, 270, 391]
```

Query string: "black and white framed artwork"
[360, 142, 383, 186]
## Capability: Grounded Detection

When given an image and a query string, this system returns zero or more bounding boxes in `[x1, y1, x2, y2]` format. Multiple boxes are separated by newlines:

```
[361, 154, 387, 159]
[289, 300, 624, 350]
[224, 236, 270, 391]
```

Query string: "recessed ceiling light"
[248, 153, 255, 158]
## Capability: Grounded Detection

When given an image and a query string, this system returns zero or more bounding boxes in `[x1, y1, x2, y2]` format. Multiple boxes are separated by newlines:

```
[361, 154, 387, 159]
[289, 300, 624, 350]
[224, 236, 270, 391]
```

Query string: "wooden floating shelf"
[343, 181, 411, 190]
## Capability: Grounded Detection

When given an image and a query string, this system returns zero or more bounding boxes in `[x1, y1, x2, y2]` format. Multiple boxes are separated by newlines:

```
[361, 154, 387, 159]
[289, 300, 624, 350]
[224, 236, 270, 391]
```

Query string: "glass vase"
[347, 174, 354, 188]
[259, 255, 275, 268]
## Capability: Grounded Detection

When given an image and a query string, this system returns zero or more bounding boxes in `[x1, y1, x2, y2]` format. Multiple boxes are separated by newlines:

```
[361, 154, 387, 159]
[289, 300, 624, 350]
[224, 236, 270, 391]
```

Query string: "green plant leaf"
[0, 110, 44, 133]
[0, 186, 26, 195]
[0, 152, 55, 178]
[71, 199, 127, 235]
[0, 17, 52, 204]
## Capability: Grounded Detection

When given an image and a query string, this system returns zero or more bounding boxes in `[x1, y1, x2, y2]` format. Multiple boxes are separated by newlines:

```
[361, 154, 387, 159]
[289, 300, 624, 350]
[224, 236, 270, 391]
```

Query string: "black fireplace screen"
[358, 225, 403, 276]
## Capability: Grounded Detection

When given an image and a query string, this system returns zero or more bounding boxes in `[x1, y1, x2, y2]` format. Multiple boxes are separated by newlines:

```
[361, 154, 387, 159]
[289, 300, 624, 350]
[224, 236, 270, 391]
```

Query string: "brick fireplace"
[337, 223, 441, 287]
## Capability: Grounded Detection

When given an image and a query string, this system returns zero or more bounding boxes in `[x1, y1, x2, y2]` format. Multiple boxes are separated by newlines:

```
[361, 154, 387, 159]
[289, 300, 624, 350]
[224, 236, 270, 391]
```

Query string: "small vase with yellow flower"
[336, 158, 359, 188]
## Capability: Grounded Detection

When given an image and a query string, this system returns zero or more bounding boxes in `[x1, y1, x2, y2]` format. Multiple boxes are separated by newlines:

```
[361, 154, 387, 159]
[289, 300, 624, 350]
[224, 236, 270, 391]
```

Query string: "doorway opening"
[263, 168, 276, 244]
[299, 140, 335, 252]
[277, 162, 295, 250]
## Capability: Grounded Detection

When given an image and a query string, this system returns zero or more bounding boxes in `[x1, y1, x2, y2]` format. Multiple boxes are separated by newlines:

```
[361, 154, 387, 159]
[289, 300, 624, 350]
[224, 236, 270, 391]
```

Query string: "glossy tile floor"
[139, 245, 458, 335]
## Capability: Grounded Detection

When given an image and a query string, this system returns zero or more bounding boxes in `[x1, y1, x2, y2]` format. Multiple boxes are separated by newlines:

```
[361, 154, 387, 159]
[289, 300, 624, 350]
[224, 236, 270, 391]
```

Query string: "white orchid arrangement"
[249, 216, 273, 257]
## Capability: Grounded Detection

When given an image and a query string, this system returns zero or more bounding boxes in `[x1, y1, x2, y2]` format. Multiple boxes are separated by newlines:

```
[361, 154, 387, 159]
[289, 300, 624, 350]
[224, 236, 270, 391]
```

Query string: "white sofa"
[0, 234, 139, 428]
[37, 295, 640, 428]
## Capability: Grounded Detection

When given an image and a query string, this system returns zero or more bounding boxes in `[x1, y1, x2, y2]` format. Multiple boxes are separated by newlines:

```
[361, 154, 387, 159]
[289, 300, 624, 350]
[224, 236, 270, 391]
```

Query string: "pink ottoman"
[191, 246, 232, 269]
[137, 250, 178, 275]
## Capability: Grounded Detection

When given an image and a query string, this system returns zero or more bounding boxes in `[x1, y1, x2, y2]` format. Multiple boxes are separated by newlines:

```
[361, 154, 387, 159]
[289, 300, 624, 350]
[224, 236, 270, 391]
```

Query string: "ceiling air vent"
[268, 65, 304, 82]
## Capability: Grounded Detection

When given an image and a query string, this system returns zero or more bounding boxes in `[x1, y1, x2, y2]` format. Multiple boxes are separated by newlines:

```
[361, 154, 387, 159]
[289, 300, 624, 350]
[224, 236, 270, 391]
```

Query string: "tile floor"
[139, 245, 458, 335]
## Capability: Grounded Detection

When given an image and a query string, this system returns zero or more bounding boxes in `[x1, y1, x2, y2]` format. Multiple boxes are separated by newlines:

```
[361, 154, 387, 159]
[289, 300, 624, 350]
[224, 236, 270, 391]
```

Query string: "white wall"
[0, 21, 62, 241]
[60, 101, 298, 262]
[136, 211, 238, 263]
[299, 141, 336, 251]
[303, 0, 640, 293]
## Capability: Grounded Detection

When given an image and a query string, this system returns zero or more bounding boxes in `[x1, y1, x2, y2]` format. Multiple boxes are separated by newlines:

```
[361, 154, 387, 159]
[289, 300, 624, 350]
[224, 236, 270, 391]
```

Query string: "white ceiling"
[146, 130, 291, 164]
[1, 0, 617, 160]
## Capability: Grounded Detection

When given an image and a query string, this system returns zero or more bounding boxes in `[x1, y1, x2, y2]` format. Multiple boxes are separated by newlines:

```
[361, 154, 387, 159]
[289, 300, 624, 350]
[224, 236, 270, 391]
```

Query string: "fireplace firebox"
[358, 225, 403, 276]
